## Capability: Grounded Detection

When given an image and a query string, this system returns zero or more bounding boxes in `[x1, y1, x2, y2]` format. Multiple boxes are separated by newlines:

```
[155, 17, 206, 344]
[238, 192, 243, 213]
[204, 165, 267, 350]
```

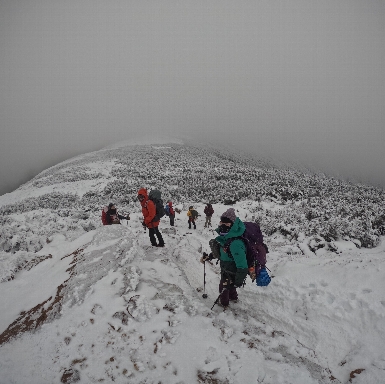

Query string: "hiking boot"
[218, 302, 229, 310]
[229, 299, 238, 303]
[157, 244, 165, 248]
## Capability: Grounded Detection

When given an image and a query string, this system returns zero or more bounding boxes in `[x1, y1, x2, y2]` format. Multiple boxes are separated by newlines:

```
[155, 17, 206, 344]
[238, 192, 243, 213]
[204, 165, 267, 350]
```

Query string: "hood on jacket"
[138, 188, 149, 199]
[215, 217, 245, 245]
[168, 201, 173, 207]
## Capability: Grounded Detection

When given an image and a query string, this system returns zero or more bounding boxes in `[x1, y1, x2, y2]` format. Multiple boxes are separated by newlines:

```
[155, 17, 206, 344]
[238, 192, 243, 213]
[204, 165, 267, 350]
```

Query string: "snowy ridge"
[0, 209, 384, 383]
[0, 142, 383, 256]
[0, 142, 384, 383]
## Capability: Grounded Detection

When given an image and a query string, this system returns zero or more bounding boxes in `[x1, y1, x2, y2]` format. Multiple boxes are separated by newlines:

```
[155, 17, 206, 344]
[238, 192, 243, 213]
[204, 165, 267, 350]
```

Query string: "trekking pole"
[211, 288, 226, 310]
[202, 261, 208, 299]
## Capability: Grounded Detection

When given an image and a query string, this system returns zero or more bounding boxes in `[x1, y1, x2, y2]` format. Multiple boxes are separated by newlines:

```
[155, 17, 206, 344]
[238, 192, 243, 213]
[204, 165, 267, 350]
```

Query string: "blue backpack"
[164, 205, 171, 216]
[256, 268, 271, 286]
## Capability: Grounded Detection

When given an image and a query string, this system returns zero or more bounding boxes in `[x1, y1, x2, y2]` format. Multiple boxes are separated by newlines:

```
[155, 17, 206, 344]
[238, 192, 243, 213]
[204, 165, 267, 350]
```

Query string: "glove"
[248, 266, 257, 282]
[200, 252, 214, 264]
[256, 268, 271, 287]
[222, 277, 234, 288]
[234, 268, 249, 288]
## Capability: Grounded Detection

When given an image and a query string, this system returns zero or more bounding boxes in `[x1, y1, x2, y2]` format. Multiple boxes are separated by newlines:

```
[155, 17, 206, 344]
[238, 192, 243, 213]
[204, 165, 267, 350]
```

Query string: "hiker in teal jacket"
[215, 208, 248, 307]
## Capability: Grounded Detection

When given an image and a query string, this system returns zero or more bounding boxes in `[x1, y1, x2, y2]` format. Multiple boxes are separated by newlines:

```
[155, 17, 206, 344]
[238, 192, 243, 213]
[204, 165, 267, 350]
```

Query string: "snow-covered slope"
[0, 141, 384, 383]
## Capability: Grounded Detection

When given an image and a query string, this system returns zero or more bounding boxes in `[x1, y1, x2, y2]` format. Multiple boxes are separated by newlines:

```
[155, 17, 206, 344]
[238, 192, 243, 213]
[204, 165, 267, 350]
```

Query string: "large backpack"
[224, 222, 270, 285]
[204, 205, 214, 216]
[148, 190, 165, 221]
[164, 205, 171, 216]
[191, 209, 199, 219]
[101, 206, 121, 225]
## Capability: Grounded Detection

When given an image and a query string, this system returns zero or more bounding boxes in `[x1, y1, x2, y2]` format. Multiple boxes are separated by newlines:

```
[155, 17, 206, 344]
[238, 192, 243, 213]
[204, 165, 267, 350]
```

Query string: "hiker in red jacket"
[167, 201, 175, 226]
[137, 188, 165, 247]
[101, 203, 129, 225]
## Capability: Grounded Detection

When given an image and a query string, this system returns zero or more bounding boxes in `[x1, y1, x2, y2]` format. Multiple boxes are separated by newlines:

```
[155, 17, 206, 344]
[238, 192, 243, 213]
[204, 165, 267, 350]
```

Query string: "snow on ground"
[0, 159, 119, 207]
[0, 202, 384, 384]
[0, 141, 384, 383]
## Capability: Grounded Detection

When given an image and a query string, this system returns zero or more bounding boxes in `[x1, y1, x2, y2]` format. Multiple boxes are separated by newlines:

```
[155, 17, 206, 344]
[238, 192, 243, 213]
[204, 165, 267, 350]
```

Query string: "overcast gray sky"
[1, 0, 384, 195]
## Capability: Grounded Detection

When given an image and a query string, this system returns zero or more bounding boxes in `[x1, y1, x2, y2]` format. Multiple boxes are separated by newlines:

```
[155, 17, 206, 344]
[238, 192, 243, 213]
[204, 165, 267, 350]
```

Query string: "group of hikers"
[186, 203, 214, 229]
[102, 193, 215, 233]
[101, 188, 269, 309]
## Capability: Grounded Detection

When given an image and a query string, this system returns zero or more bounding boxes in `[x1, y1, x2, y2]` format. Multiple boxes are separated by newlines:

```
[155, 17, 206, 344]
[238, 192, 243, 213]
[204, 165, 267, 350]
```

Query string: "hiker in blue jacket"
[214, 208, 248, 308]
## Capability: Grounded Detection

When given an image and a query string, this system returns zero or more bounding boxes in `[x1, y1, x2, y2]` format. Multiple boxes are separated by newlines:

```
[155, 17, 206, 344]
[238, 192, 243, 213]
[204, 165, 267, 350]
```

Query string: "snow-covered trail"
[117, 215, 385, 384]
[0, 207, 384, 383]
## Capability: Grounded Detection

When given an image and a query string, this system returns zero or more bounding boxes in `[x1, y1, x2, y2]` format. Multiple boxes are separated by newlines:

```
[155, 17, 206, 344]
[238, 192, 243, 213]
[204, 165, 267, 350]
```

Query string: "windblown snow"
[0, 141, 384, 384]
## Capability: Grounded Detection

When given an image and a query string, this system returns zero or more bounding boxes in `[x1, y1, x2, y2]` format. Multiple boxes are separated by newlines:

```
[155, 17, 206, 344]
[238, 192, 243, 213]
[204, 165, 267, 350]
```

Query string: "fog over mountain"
[1, 0, 384, 196]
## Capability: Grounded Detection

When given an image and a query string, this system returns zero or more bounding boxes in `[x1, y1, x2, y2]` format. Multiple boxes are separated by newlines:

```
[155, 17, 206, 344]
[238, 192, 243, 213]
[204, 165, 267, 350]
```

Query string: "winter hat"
[220, 208, 236, 223]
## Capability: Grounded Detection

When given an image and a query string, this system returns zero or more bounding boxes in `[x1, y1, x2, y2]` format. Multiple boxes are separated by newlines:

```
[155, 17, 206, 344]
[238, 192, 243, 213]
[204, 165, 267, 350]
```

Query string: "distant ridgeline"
[0, 143, 384, 255]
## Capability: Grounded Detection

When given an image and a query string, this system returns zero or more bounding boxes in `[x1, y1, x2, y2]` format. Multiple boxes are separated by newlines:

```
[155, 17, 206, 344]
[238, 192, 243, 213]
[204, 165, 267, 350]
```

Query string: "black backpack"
[204, 205, 214, 216]
[148, 190, 165, 221]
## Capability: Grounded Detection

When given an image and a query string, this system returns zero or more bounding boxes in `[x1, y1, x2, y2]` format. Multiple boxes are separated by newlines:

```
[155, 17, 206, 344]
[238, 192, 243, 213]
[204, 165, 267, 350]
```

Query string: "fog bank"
[1, 0, 384, 195]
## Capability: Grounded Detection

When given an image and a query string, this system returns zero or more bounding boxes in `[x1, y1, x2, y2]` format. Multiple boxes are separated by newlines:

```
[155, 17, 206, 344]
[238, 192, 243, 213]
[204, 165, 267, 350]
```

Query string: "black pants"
[219, 270, 238, 306]
[188, 218, 196, 229]
[169, 214, 175, 226]
[149, 226, 165, 246]
[219, 278, 238, 306]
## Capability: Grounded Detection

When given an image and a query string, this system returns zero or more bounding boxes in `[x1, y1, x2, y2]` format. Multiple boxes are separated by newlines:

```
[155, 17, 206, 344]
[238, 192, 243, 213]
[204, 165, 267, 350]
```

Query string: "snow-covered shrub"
[308, 236, 327, 252]
[0, 193, 80, 215]
[2, 143, 384, 249]
[372, 214, 385, 235]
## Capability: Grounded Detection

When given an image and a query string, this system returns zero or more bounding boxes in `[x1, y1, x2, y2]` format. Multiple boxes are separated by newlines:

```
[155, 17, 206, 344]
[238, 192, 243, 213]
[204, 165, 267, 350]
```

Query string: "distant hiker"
[166, 201, 175, 226]
[204, 203, 214, 228]
[101, 203, 129, 225]
[204, 208, 248, 308]
[137, 188, 165, 247]
[187, 206, 199, 229]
